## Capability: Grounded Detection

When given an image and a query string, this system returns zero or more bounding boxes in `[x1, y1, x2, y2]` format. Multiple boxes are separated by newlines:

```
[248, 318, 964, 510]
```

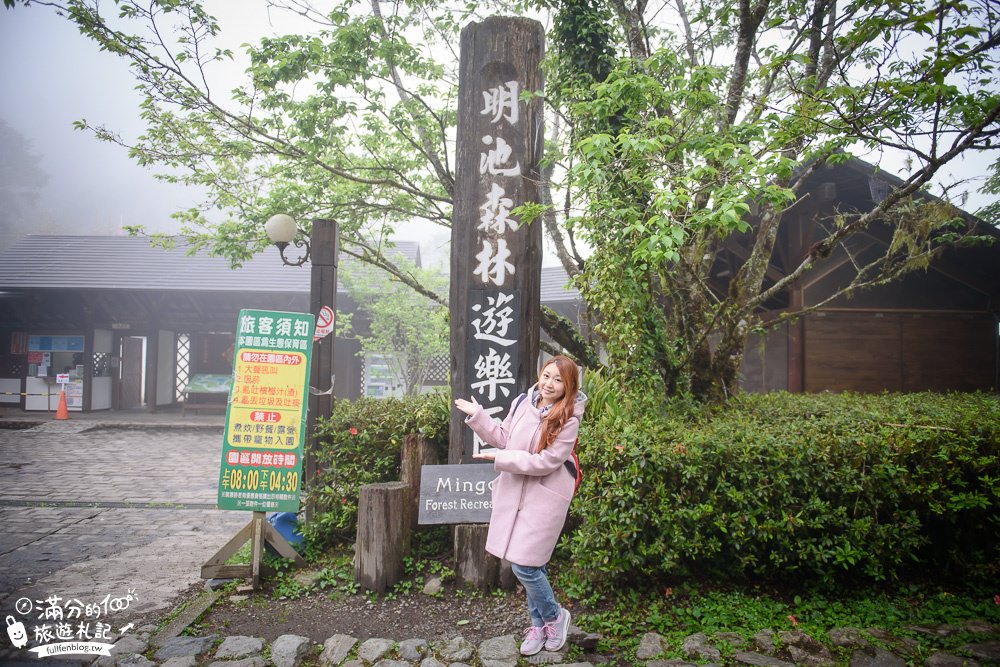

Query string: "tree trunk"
[355, 482, 410, 593]
[400, 434, 438, 531]
[454, 524, 500, 589]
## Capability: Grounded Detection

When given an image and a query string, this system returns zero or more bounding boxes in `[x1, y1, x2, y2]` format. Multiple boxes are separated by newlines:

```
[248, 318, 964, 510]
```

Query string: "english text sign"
[418, 463, 497, 525]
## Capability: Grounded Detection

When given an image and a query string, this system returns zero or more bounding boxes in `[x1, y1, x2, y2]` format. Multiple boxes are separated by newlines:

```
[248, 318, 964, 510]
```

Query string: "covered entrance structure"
[0, 236, 372, 412]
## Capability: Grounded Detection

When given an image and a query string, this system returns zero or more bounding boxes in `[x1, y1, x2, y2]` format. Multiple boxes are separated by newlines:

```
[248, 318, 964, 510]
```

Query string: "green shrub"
[567, 391, 1000, 586]
[302, 391, 450, 552]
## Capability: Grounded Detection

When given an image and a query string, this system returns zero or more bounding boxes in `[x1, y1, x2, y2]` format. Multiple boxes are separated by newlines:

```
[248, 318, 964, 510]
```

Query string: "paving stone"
[830, 628, 869, 649]
[94, 635, 149, 666]
[717, 632, 747, 648]
[420, 659, 446, 667]
[321, 634, 359, 666]
[849, 647, 907, 667]
[359, 638, 396, 663]
[526, 651, 565, 664]
[962, 642, 1000, 663]
[160, 657, 198, 667]
[963, 621, 996, 635]
[423, 577, 444, 596]
[648, 661, 699, 667]
[733, 650, 795, 667]
[683, 633, 721, 662]
[374, 661, 412, 667]
[271, 634, 312, 667]
[216, 635, 264, 659]
[118, 655, 156, 667]
[205, 658, 268, 667]
[567, 625, 602, 651]
[637, 632, 669, 660]
[479, 634, 518, 666]
[450, 663, 474, 667]
[778, 631, 835, 667]
[153, 635, 217, 660]
[344, 660, 366, 667]
[754, 630, 777, 654]
[866, 630, 919, 657]
[436, 636, 474, 662]
[559, 663, 596, 667]
[925, 651, 982, 667]
[909, 624, 962, 638]
[204, 577, 238, 591]
[400, 638, 430, 661]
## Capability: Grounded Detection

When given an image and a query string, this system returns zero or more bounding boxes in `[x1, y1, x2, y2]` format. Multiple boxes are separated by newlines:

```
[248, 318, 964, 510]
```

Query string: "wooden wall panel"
[804, 312, 996, 393]
[901, 315, 994, 391]
[805, 314, 902, 392]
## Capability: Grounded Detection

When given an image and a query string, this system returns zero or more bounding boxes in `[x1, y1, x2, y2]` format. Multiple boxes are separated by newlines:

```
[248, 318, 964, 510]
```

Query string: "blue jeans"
[510, 563, 560, 626]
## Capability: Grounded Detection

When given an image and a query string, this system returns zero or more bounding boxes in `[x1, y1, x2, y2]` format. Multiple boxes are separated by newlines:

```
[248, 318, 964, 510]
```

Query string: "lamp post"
[265, 216, 338, 522]
[265, 214, 311, 266]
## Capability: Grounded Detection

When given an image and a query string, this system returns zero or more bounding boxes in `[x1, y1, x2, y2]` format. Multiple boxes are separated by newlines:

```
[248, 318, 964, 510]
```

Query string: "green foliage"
[301, 392, 450, 550]
[976, 159, 1000, 228]
[41, 0, 1000, 403]
[568, 581, 1000, 663]
[567, 391, 1000, 586]
[557, 0, 1000, 401]
[340, 256, 449, 396]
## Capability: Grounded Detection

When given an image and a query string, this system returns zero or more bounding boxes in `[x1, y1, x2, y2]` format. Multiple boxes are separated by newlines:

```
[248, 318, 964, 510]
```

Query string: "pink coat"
[465, 385, 587, 567]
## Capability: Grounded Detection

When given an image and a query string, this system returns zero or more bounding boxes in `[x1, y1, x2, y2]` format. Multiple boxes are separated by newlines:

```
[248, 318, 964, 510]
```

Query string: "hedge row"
[568, 391, 1000, 585]
[303, 389, 999, 585]
[303, 392, 449, 550]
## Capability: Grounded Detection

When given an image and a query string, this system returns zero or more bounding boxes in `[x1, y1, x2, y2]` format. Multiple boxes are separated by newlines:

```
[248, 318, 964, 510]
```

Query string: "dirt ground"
[164, 580, 537, 645]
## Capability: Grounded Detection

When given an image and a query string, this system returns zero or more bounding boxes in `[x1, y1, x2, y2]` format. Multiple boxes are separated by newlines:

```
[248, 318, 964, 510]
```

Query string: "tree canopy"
[18, 0, 1000, 401]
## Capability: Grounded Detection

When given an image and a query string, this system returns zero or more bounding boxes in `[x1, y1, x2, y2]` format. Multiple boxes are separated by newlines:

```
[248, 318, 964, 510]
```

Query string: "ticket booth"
[25, 335, 86, 411]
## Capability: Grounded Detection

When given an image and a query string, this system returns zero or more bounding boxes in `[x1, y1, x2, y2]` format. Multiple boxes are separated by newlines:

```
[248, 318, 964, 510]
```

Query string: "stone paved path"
[0, 422, 245, 622]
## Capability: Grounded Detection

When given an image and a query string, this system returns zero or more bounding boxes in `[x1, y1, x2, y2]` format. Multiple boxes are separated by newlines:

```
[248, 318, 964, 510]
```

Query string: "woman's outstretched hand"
[454, 396, 480, 416]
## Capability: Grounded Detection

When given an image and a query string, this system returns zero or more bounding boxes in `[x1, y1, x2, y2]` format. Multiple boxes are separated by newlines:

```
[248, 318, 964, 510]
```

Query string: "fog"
[0, 3, 453, 267]
[0, 3, 993, 264]
[0, 7, 202, 249]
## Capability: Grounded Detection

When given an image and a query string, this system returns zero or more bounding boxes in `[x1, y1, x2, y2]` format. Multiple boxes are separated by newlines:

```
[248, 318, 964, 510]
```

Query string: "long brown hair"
[536, 355, 580, 452]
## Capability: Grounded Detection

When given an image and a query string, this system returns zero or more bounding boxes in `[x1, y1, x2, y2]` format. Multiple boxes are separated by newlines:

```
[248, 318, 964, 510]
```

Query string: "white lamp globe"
[265, 214, 297, 245]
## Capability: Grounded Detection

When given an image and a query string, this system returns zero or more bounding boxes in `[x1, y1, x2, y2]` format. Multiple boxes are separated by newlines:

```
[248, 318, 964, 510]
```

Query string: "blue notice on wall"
[29, 335, 85, 352]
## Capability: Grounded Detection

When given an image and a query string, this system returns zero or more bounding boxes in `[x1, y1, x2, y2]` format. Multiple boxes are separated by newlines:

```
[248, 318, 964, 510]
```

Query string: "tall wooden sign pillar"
[449, 17, 545, 587]
[307, 219, 338, 522]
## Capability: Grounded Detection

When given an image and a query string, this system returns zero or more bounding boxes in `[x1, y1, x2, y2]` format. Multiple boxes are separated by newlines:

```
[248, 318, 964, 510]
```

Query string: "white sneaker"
[520, 625, 545, 656]
[543, 607, 571, 652]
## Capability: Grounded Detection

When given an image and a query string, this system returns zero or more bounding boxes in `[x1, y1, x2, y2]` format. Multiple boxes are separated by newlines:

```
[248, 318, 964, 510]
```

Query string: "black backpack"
[511, 393, 582, 494]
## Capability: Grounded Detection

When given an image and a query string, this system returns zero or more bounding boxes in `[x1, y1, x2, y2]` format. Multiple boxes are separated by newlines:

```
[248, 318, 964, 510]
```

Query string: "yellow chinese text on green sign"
[217, 309, 315, 512]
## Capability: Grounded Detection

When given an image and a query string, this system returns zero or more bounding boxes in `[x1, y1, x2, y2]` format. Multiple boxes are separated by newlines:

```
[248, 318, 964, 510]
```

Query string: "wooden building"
[2, 158, 995, 412]
[0, 235, 581, 412]
[725, 159, 1000, 393]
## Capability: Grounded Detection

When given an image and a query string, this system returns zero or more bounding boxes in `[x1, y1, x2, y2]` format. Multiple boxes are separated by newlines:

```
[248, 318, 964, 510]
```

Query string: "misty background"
[0, 3, 994, 268]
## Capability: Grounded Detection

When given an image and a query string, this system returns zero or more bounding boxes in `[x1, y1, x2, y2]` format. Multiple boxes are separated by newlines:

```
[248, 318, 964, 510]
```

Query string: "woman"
[455, 355, 587, 655]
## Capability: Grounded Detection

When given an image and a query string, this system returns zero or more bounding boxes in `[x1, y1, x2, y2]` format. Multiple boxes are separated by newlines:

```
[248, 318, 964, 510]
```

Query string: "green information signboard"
[217, 309, 315, 512]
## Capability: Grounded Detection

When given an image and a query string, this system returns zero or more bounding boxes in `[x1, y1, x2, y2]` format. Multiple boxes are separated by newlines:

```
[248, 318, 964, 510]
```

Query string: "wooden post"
[401, 434, 438, 531]
[498, 559, 517, 591]
[307, 219, 338, 522]
[201, 512, 306, 588]
[455, 524, 499, 590]
[250, 511, 265, 589]
[448, 16, 545, 590]
[449, 17, 545, 465]
[355, 482, 410, 593]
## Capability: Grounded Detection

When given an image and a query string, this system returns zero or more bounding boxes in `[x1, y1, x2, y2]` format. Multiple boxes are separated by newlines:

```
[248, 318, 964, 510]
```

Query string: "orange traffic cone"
[55, 389, 70, 420]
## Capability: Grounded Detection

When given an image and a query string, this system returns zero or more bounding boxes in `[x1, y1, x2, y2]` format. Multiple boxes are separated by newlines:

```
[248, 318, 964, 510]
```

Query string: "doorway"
[118, 336, 146, 409]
